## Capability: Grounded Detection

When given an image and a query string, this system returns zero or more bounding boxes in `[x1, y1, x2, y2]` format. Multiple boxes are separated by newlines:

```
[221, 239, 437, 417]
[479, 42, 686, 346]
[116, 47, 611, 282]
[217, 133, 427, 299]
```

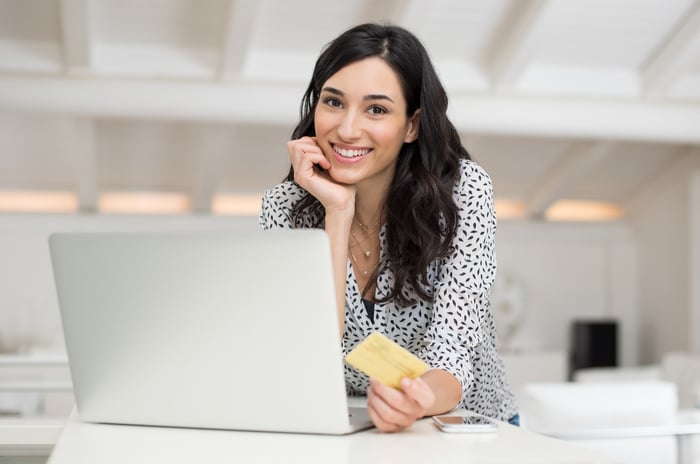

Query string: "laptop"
[49, 229, 372, 435]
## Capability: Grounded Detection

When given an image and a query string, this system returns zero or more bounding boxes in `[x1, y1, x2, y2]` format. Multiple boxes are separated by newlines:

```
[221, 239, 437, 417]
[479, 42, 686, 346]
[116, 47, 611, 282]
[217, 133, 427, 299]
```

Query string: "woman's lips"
[332, 144, 372, 163]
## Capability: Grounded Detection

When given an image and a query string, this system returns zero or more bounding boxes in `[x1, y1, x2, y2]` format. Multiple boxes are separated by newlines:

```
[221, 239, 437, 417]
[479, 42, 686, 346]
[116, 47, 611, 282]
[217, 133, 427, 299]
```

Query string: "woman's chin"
[327, 166, 362, 186]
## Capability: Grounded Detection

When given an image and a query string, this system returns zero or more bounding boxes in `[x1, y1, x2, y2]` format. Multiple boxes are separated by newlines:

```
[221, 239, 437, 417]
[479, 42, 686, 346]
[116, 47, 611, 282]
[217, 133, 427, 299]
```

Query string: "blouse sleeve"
[418, 160, 497, 404]
[258, 182, 306, 230]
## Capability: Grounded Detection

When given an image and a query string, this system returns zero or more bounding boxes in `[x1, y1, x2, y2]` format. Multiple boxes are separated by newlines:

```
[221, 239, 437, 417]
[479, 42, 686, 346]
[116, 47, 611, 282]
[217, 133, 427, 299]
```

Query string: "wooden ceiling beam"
[190, 126, 232, 213]
[59, 0, 92, 71]
[60, 117, 97, 212]
[484, 0, 551, 90]
[643, 2, 700, 96]
[218, 0, 259, 78]
[3, 76, 700, 143]
[524, 141, 617, 219]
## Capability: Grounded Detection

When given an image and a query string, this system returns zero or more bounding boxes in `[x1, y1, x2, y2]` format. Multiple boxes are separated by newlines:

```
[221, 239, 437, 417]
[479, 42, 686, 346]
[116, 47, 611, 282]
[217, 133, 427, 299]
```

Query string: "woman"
[259, 23, 518, 432]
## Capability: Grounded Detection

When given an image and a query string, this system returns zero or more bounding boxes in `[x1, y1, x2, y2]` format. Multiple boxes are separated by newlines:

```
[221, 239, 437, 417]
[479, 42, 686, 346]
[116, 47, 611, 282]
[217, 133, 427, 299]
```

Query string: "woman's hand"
[366, 377, 436, 432]
[287, 137, 355, 213]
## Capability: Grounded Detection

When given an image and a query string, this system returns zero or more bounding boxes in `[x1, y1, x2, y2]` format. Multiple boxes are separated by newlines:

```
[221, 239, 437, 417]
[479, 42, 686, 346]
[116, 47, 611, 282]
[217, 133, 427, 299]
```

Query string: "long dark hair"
[286, 23, 471, 306]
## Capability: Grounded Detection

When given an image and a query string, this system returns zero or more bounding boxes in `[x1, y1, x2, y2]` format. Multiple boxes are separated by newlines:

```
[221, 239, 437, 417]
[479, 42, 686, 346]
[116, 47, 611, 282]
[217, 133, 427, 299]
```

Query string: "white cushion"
[516, 381, 679, 464]
[517, 381, 678, 430]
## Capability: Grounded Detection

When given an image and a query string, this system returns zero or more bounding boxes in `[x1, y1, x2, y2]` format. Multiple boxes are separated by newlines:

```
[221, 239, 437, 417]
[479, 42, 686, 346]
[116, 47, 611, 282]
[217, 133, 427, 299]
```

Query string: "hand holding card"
[344, 332, 429, 389]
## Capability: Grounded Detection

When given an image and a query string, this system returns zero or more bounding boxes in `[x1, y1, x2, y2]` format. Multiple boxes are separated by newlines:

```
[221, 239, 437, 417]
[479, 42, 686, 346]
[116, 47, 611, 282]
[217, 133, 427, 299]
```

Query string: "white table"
[0, 417, 64, 458]
[44, 410, 612, 464]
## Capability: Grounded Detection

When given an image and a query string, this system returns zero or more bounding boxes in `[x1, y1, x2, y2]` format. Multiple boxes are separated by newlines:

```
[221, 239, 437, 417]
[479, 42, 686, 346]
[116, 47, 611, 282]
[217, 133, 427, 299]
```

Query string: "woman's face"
[314, 57, 419, 191]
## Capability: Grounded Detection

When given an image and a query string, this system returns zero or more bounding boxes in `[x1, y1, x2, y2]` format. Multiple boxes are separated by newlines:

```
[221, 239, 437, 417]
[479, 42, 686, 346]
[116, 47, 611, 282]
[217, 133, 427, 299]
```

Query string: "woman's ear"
[404, 109, 421, 143]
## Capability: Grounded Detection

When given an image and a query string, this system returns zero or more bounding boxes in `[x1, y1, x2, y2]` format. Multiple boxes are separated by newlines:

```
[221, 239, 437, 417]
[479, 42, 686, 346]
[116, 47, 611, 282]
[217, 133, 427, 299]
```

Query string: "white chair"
[661, 352, 700, 409]
[517, 381, 679, 464]
[573, 352, 700, 464]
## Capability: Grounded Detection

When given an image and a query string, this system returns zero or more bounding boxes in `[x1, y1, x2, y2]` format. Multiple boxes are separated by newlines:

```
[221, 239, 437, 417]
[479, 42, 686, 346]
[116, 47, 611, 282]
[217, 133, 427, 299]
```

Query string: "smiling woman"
[313, 58, 419, 190]
[259, 23, 518, 433]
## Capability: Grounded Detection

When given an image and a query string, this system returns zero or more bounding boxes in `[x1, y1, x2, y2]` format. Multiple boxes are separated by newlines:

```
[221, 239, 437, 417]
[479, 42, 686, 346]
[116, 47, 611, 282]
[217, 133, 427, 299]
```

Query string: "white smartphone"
[432, 414, 498, 433]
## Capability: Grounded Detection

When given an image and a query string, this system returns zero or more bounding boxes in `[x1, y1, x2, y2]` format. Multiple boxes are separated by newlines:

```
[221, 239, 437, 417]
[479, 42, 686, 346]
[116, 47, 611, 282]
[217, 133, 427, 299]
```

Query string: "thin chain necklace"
[355, 217, 380, 233]
[349, 248, 371, 277]
[350, 228, 372, 258]
[348, 223, 379, 277]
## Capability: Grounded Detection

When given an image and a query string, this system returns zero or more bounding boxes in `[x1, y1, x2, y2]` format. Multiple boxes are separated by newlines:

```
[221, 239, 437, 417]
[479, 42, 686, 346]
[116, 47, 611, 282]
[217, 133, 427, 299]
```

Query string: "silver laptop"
[49, 229, 372, 435]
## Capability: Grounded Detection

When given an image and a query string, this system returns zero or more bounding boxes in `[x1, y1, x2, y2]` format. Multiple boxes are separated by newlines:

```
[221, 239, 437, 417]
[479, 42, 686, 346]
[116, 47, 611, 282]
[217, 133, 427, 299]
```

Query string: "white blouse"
[259, 159, 518, 421]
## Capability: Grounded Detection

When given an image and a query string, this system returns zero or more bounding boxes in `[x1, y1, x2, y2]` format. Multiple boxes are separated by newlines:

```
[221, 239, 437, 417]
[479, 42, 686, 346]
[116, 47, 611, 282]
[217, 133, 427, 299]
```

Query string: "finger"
[288, 141, 330, 170]
[289, 136, 321, 154]
[400, 377, 435, 411]
[368, 380, 416, 427]
[367, 399, 402, 433]
[370, 379, 419, 418]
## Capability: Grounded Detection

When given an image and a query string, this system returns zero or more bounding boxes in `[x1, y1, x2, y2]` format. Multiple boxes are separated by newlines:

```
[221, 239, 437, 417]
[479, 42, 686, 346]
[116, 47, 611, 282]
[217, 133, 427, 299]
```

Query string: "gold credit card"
[344, 332, 429, 389]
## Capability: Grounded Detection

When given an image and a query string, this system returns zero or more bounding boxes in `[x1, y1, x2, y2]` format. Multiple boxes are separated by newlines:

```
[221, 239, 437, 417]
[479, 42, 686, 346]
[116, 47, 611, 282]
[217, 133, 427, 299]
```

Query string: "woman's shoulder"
[259, 181, 308, 229]
[263, 180, 307, 204]
[455, 158, 493, 195]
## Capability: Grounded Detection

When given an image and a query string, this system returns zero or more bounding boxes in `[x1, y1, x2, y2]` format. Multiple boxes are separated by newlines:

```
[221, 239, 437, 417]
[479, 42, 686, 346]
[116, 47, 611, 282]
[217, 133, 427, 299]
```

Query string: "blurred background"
[0, 1, 699, 457]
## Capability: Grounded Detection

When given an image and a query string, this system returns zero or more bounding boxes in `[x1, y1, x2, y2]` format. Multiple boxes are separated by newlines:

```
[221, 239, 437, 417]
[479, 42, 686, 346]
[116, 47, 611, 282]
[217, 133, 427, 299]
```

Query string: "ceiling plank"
[218, 0, 259, 78]
[63, 117, 97, 212]
[59, 0, 91, 71]
[642, 2, 700, 96]
[524, 141, 617, 218]
[622, 146, 700, 217]
[484, 0, 550, 90]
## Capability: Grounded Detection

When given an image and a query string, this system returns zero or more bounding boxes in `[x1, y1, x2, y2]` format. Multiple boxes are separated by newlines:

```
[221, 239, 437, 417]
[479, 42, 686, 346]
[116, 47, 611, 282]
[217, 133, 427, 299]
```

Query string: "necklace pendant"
[362, 270, 369, 276]
[364, 250, 371, 258]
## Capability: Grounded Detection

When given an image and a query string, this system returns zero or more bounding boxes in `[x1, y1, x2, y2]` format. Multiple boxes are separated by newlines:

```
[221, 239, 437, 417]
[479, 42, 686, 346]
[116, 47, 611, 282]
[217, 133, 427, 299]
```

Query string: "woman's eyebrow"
[321, 86, 395, 103]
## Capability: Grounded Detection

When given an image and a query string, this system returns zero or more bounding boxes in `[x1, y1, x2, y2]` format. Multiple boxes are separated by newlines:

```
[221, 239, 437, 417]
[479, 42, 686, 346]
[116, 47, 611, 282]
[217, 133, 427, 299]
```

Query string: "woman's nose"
[337, 111, 362, 141]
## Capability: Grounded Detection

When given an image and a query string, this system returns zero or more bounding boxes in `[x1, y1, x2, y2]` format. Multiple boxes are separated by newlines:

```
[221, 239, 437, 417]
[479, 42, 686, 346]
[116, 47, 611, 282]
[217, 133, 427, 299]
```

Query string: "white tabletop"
[46, 410, 612, 464]
[0, 416, 64, 457]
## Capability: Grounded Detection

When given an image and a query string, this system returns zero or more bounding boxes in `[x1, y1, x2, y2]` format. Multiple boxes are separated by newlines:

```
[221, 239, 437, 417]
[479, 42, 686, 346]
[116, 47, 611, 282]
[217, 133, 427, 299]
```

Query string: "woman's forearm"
[420, 369, 462, 415]
[324, 209, 354, 337]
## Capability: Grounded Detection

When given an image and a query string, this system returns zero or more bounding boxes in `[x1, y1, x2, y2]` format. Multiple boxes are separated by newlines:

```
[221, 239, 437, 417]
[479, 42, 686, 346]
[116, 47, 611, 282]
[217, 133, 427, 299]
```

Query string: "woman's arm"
[323, 210, 354, 336]
[420, 369, 462, 414]
[367, 160, 497, 432]
[287, 137, 356, 337]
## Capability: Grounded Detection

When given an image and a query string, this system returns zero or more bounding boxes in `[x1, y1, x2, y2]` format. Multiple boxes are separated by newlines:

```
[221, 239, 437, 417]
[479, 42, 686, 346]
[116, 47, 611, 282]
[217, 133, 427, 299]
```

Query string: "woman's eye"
[323, 97, 342, 108]
[368, 106, 387, 115]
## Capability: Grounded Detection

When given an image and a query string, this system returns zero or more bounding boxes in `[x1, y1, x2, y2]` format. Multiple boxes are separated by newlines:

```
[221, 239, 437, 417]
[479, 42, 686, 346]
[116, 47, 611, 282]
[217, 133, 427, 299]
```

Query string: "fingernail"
[401, 378, 412, 389]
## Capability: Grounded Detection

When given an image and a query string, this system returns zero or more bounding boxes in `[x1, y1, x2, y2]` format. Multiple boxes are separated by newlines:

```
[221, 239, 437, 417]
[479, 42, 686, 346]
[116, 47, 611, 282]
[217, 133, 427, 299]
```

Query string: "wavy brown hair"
[285, 23, 471, 306]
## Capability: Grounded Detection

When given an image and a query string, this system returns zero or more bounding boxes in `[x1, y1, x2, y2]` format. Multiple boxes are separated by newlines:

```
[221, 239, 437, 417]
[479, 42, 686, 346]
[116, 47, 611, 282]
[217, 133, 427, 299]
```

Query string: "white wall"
[0, 213, 639, 368]
[496, 221, 638, 367]
[690, 171, 700, 354]
[631, 157, 700, 363]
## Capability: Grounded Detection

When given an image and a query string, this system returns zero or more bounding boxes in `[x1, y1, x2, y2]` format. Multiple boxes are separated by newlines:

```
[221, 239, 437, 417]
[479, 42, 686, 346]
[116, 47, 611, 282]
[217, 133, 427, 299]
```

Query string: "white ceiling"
[0, 0, 699, 218]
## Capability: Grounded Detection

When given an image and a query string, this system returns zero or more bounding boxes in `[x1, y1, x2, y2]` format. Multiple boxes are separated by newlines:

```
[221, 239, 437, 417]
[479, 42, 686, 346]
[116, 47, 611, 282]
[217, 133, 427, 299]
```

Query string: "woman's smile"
[332, 143, 373, 163]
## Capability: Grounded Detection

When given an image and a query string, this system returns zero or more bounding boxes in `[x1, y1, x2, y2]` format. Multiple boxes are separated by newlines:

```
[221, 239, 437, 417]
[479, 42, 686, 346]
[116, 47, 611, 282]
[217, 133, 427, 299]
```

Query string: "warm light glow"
[0, 190, 78, 213]
[99, 191, 191, 214]
[494, 198, 526, 220]
[211, 193, 263, 216]
[545, 200, 623, 222]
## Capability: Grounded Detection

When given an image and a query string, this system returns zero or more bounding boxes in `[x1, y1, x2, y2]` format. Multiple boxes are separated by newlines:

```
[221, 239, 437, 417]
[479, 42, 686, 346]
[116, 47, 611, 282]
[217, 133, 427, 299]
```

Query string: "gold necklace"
[350, 228, 372, 258]
[349, 248, 371, 277]
[355, 217, 380, 233]
[348, 226, 378, 277]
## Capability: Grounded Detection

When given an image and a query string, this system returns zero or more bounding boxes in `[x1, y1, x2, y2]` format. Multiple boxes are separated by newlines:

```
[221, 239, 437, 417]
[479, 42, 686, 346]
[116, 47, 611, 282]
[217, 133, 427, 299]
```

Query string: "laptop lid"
[49, 230, 371, 434]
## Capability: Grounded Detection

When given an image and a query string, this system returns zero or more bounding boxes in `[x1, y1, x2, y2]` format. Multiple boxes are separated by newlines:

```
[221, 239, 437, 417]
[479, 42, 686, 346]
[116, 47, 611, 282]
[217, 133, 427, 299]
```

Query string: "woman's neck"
[354, 180, 390, 226]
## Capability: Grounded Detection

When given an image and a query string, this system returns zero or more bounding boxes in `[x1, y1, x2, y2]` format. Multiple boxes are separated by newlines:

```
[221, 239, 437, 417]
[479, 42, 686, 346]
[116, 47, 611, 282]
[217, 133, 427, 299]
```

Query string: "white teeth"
[335, 146, 370, 158]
